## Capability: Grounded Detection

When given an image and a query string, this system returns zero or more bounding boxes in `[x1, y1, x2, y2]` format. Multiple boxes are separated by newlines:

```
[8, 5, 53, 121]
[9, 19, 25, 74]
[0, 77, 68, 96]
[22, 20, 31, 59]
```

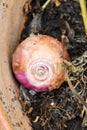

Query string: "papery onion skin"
[12, 34, 70, 92]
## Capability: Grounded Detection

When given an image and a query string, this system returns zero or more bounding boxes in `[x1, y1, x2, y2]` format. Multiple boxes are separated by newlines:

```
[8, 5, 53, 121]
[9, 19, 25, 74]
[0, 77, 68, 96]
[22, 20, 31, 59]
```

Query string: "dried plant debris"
[19, 0, 87, 130]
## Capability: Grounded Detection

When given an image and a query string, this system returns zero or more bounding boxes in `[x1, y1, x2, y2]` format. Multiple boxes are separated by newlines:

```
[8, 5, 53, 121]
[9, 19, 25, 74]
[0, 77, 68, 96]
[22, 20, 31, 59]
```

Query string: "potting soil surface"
[19, 0, 87, 130]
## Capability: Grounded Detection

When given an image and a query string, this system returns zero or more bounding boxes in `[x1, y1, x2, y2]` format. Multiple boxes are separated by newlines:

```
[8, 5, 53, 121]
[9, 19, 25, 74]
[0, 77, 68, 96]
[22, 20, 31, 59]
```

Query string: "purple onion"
[12, 34, 70, 92]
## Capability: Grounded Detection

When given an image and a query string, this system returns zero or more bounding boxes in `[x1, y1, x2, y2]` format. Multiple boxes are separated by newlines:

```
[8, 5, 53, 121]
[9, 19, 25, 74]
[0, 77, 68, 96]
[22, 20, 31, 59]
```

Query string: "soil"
[19, 0, 87, 130]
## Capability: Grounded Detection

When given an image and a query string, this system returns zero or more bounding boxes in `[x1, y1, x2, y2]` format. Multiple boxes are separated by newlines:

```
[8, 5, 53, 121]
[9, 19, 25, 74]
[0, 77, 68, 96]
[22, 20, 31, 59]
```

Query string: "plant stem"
[42, 0, 52, 10]
[79, 0, 87, 35]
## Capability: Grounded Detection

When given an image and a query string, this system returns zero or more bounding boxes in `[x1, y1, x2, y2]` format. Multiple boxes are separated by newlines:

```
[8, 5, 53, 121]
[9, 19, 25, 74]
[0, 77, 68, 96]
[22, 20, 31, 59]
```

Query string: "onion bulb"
[12, 34, 70, 92]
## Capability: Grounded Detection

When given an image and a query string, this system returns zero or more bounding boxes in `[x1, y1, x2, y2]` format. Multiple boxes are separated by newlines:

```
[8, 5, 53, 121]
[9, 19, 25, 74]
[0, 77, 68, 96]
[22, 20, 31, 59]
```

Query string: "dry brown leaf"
[52, 0, 61, 7]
